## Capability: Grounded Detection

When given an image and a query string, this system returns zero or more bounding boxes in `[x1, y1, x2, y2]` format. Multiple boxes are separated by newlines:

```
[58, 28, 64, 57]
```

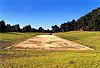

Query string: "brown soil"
[12, 35, 94, 50]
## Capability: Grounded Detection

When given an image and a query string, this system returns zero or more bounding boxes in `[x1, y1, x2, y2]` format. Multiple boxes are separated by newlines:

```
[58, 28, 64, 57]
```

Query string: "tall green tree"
[15, 24, 20, 32]
[22, 25, 32, 32]
[0, 20, 6, 32]
[6, 24, 11, 32]
[52, 25, 60, 32]
[38, 27, 44, 32]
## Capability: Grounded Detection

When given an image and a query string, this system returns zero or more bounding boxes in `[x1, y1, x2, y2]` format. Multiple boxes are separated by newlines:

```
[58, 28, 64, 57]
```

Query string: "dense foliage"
[0, 7, 100, 33]
[52, 7, 100, 32]
[0, 20, 49, 33]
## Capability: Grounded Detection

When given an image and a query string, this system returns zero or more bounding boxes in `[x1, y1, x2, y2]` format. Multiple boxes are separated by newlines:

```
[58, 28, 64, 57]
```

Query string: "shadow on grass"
[0, 41, 12, 49]
[5, 32, 23, 35]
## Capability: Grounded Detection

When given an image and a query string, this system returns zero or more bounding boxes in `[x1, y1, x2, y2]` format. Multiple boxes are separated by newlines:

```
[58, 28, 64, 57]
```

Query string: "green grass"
[55, 31, 100, 51]
[0, 50, 100, 68]
[0, 32, 100, 68]
[0, 32, 42, 49]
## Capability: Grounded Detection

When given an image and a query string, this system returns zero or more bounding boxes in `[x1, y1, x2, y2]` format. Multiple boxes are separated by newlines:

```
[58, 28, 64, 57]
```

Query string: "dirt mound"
[13, 35, 94, 50]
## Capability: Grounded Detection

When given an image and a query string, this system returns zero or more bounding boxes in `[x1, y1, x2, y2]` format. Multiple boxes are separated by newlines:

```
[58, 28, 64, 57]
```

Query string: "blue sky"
[0, 0, 100, 29]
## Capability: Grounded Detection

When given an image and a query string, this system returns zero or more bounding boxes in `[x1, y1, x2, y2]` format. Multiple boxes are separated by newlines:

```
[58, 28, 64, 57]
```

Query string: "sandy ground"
[12, 35, 94, 50]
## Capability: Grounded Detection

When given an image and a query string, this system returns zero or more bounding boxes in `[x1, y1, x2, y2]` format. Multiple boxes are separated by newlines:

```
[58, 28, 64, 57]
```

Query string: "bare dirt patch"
[12, 35, 94, 50]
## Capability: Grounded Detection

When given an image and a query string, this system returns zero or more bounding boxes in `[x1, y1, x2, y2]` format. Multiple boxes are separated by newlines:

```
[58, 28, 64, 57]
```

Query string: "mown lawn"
[0, 32, 100, 68]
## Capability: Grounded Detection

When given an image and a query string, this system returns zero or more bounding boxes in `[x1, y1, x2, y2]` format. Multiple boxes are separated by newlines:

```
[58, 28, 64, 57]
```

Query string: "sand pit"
[13, 35, 94, 50]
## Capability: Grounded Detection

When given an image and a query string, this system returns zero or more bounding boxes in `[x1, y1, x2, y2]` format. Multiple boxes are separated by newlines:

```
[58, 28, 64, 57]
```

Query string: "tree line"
[0, 7, 100, 33]
[0, 20, 51, 33]
[51, 7, 100, 32]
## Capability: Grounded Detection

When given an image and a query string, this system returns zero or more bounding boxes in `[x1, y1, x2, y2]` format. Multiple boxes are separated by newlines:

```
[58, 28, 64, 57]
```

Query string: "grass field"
[0, 32, 100, 68]
[55, 31, 100, 51]
[0, 32, 43, 49]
